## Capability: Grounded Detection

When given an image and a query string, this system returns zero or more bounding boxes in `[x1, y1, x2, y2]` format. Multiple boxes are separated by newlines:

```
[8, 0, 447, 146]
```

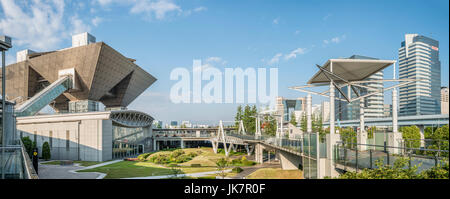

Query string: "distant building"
[383, 104, 392, 117]
[321, 101, 330, 122]
[170, 121, 178, 128]
[442, 87, 449, 115]
[275, 96, 305, 124]
[181, 121, 192, 128]
[399, 34, 441, 116]
[312, 104, 321, 120]
[153, 120, 163, 128]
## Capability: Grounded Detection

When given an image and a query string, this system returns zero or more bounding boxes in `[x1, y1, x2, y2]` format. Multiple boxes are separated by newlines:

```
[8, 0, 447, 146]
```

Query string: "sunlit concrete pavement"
[37, 160, 122, 179]
[38, 164, 101, 179]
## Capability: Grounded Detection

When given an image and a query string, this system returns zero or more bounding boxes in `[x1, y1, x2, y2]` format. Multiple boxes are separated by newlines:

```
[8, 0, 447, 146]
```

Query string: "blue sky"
[1, 0, 449, 125]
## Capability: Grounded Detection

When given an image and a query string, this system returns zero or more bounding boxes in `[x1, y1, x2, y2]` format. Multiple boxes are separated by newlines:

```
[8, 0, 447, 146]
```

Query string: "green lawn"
[77, 161, 217, 179]
[246, 168, 303, 179]
[42, 160, 106, 167]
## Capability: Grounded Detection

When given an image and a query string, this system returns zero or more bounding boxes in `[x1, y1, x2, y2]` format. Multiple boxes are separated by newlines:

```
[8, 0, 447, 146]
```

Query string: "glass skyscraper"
[398, 34, 441, 116]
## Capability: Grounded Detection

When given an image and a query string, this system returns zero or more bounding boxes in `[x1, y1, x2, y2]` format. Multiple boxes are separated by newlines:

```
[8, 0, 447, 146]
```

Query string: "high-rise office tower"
[398, 34, 441, 116]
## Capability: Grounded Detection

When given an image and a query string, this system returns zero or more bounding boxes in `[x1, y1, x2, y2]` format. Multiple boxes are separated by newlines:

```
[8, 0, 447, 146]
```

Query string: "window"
[66, 130, 70, 151]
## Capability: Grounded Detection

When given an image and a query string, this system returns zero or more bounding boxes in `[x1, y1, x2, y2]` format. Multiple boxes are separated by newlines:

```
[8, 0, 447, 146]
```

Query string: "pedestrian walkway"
[122, 169, 233, 179]
[38, 160, 122, 179]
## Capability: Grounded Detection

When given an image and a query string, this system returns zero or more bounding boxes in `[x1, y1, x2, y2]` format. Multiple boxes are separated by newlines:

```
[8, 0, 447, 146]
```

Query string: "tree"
[235, 105, 243, 127]
[216, 158, 229, 179]
[21, 137, 33, 158]
[399, 125, 421, 149]
[340, 127, 356, 148]
[263, 115, 277, 136]
[42, 141, 51, 160]
[236, 104, 257, 135]
[300, 113, 307, 132]
[290, 112, 297, 126]
[424, 125, 449, 157]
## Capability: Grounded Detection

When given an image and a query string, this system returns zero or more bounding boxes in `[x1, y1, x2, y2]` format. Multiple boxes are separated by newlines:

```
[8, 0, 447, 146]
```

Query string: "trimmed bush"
[242, 160, 256, 166]
[188, 152, 197, 158]
[21, 137, 33, 158]
[175, 154, 192, 163]
[232, 167, 244, 173]
[231, 159, 241, 165]
[171, 149, 185, 158]
[42, 142, 51, 160]
[137, 153, 152, 161]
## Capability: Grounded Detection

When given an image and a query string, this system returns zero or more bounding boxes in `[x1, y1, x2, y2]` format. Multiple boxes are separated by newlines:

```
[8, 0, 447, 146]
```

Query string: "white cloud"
[0, 0, 91, 51]
[130, 0, 181, 20]
[206, 57, 226, 65]
[323, 13, 332, 21]
[323, 34, 346, 45]
[272, 17, 280, 24]
[268, 53, 282, 65]
[193, 57, 226, 72]
[267, 47, 307, 65]
[193, 6, 207, 12]
[92, 16, 103, 27]
[284, 48, 306, 60]
[96, 0, 204, 20]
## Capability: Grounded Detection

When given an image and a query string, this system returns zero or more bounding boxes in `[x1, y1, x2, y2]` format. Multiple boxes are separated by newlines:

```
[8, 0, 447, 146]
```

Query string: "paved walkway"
[38, 160, 122, 179]
[122, 169, 233, 179]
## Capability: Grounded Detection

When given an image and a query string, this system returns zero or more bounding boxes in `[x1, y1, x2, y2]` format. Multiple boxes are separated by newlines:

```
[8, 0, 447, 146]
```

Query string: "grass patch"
[78, 161, 174, 179]
[77, 160, 217, 179]
[246, 168, 303, 179]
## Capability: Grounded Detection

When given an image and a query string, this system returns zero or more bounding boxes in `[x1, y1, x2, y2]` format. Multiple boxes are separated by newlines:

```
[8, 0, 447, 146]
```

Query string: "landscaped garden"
[77, 147, 258, 179]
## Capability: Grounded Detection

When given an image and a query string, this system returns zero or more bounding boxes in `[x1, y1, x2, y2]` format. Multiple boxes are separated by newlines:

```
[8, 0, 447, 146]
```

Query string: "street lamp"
[1, 35, 12, 179]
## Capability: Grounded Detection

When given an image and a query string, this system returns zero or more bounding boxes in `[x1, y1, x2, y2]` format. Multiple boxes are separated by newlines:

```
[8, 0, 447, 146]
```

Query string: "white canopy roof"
[307, 59, 395, 84]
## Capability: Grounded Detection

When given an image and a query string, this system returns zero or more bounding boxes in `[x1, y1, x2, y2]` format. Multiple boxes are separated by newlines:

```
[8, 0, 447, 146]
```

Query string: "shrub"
[150, 154, 171, 164]
[232, 167, 243, 173]
[242, 160, 256, 166]
[175, 154, 192, 163]
[191, 164, 202, 167]
[137, 153, 152, 161]
[241, 156, 247, 162]
[188, 152, 198, 158]
[171, 149, 185, 158]
[21, 137, 33, 158]
[42, 142, 51, 160]
[231, 159, 241, 165]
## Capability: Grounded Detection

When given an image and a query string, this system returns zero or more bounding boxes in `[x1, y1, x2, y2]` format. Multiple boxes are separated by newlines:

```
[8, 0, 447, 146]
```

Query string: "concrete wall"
[278, 150, 302, 170]
[17, 117, 113, 161]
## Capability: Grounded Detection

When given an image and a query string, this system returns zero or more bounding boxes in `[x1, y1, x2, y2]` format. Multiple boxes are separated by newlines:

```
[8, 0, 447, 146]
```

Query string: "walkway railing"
[0, 140, 38, 179]
[334, 141, 449, 173]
